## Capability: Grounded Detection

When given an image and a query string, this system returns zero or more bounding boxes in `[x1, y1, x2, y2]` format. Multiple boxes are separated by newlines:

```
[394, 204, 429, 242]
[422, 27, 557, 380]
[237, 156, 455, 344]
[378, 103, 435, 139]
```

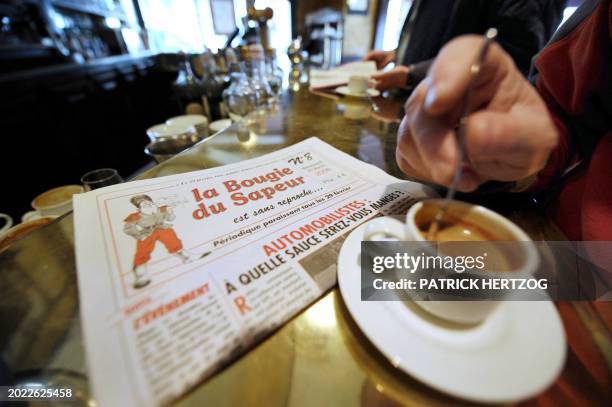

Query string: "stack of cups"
[146, 122, 197, 142]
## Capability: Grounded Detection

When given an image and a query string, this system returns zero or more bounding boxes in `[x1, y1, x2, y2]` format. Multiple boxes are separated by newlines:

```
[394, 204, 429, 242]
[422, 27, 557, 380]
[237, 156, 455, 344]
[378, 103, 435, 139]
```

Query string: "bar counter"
[0, 87, 608, 406]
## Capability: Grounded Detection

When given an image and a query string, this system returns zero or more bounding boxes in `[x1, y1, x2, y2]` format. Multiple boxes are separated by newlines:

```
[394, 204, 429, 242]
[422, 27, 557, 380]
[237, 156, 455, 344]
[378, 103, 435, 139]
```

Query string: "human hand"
[372, 66, 410, 91]
[363, 49, 396, 69]
[396, 36, 559, 192]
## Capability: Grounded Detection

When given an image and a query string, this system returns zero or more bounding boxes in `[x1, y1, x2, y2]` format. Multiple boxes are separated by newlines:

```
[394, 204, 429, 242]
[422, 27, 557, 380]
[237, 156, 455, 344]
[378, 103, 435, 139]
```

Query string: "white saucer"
[337, 222, 567, 403]
[335, 86, 380, 98]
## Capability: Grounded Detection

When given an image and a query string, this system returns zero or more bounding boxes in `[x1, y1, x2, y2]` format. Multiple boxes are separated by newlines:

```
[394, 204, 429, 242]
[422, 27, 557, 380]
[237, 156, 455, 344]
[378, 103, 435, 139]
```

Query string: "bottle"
[200, 51, 226, 120]
[265, 48, 284, 98]
[222, 63, 258, 121]
[173, 53, 209, 117]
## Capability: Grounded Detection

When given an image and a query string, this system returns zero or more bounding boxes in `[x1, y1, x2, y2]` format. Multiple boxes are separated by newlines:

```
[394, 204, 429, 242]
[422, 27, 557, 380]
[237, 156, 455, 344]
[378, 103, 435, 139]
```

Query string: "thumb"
[423, 35, 508, 116]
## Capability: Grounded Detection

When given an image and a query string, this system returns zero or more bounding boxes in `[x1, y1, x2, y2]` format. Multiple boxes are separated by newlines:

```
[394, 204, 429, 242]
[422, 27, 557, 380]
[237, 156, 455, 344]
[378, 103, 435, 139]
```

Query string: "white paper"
[309, 61, 378, 89]
[73, 137, 433, 406]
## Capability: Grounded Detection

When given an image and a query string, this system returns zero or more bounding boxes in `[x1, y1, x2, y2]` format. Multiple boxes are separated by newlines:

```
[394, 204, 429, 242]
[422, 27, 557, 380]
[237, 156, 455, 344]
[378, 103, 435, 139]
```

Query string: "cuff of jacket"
[405, 59, 433, 88]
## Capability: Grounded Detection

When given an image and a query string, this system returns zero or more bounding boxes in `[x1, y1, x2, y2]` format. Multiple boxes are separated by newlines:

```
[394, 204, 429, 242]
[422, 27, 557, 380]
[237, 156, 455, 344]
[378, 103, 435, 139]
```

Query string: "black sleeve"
[487, 0, 565, 76]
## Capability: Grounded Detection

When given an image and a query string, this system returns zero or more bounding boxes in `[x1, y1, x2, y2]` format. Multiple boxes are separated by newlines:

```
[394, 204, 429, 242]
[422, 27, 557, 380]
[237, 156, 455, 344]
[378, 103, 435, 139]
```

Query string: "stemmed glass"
[241, 45, 273, 111]
[222, 63, 258, 135]
[265, 48, 284, 100]
[81, 169, 123, 191]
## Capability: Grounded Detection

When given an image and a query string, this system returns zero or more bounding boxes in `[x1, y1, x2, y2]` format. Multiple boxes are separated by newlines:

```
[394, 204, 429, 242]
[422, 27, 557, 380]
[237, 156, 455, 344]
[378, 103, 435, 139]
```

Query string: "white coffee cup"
[22, 211, 58, 223]
[146, 123, 197, 141]
[348, 75, 369, 95]
[31, 185, 84, 217]
[166, 115, 209, 138]
[363, 199, 539, 325]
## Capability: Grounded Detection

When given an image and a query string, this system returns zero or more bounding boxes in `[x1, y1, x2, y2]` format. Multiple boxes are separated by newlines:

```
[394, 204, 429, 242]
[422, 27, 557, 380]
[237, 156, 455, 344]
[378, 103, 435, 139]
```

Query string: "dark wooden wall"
[0, 54, 180, 219]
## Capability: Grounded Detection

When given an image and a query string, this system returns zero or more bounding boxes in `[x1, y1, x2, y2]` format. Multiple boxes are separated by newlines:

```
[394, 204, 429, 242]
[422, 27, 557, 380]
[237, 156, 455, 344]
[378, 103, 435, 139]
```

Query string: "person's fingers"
[396, 116, 433, 182]
[402, 80, 458, 185]
[372, 70, 396, 91]
[423, 36, 511, 116]
[382, 53, 395, 68]
[469, 160, 533, 181]
[456, 165, 484, 192]
[363, 51, 376, 61]
[374, 80, 387, 91]
[465, 109, 558, 178]
[397, 134, 483, 191]
[372, 72, 390, 91]
[412, 116, 457, 185]
[397, 153, 429, 182]
[407, 92, 458, 185]
[399, 78, 496, 192]
[372, 67, 408, 90]
[363, 51, 384, 68]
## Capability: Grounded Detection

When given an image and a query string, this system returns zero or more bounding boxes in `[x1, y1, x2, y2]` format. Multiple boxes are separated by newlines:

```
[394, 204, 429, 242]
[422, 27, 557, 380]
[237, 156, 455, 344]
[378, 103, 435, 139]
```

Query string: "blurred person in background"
[366, 0, 566, 93]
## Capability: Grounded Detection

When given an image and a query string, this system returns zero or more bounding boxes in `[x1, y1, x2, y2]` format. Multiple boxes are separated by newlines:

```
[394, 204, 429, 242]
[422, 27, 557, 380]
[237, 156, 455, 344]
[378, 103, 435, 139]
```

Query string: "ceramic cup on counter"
[30, 185, 84, 218]
[145, 133, 202, 163]
[146, 123, 197, 141]
[363, 199, 539, 325]
[81, 168, 123, 191]
[348, 75, 369, 95]
[166, 115, 209, 138]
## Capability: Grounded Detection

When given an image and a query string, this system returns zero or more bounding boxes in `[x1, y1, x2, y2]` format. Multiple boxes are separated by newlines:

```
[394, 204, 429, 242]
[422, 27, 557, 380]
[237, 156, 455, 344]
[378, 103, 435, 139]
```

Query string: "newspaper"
[73, 137, 433, 406]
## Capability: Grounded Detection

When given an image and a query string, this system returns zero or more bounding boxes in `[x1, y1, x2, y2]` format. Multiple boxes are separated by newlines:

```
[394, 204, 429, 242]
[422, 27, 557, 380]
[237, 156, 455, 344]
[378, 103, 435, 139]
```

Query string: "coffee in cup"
[364, 199, 539, 324]
[414, 200, 512, 241]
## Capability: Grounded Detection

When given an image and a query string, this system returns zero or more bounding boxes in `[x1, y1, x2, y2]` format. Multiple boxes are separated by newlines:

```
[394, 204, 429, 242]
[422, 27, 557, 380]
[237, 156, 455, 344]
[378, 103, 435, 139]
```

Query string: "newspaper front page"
[73, 137, 433, 406]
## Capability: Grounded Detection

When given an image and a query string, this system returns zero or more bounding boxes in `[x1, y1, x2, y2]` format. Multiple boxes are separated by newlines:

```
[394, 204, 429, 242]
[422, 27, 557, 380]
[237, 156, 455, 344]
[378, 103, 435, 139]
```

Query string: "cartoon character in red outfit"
[123, 194, 207, 289]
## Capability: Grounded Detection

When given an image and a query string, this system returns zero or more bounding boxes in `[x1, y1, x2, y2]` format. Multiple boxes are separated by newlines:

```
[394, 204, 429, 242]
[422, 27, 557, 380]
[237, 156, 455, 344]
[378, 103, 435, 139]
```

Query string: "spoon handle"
[426, 28, 498, 240]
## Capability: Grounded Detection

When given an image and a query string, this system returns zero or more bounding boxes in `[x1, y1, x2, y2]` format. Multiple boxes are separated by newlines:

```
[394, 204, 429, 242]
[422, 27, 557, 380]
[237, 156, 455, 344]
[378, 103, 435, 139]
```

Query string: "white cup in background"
[348, 75, 369, 95]
[166, 115, 209, 138]
[363, 199, 539, 325]
[146, 123, 197, 141]
[22, 211, 58, 223]
[31, 185, 84, 217]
